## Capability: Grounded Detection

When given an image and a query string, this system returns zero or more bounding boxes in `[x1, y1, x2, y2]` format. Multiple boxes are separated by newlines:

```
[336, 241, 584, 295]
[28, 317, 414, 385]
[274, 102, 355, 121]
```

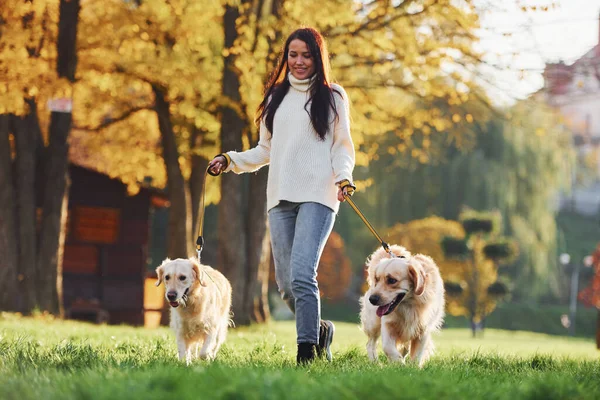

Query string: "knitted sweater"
[225, 73, 355, 213]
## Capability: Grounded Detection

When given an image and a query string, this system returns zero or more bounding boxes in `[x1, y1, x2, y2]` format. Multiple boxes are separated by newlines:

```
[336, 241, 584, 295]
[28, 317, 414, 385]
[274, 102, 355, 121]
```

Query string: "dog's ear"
[366, 259, 384, 287]
[155, 265, 164, 287]
[190, 260, 207, 287]
[408, 260, 426, 296]
[155, 258, 171, 286]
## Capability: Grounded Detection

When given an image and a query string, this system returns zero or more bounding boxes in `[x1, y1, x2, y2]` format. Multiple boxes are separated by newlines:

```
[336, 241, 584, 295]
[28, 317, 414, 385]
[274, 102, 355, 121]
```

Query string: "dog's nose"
[167, 291, 177, 301]
[369, 294, 380, 306]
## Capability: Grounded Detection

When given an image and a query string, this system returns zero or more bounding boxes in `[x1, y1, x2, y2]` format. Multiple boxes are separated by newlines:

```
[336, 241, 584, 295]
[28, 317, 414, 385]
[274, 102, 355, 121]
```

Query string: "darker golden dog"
[360, 245, 445, 367]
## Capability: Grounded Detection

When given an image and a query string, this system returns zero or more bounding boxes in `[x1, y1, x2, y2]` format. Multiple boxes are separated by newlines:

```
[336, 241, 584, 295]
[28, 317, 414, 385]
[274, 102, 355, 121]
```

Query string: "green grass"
[323, 299, 600, 338]
[1, 313, 600, 399]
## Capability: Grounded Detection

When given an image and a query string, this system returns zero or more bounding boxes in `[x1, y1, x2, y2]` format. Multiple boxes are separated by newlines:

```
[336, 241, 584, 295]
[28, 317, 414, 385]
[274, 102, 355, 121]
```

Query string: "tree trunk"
[153, 85, 192, 259]
[246, 0, 285, 324]
[467, 247, 479, 338]
[0, 115, 19, 311]
[37, 113, 70, 315]
[37, 112, 70, 315]
[216, 0, 286, 325]
[245, 169, 269, 323]
[219, 2, 251, 325]
[12, 100, 40, 311]
[37, 0, 80, 316]
[253, 222, 272, 323]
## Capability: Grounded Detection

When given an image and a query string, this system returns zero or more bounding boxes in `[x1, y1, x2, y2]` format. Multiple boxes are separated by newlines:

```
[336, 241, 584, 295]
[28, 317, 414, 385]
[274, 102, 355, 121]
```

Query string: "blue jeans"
[268, 201, 336, 344]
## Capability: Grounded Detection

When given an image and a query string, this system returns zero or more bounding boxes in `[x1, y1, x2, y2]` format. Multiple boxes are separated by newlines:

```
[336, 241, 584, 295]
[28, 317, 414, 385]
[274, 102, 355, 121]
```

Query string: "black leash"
[342, 193, 396, 258]
[190, 165, 223, 293]
[196, 166, 219, 263]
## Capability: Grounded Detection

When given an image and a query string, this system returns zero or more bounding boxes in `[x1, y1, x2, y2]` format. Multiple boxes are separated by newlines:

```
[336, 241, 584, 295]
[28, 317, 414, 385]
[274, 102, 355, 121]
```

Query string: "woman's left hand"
[337, 187, 348, 202]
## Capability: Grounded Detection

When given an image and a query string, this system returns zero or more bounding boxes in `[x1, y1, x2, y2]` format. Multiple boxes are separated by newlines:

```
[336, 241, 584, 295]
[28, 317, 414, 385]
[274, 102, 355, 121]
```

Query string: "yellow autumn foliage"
[3, 0, 490, 199]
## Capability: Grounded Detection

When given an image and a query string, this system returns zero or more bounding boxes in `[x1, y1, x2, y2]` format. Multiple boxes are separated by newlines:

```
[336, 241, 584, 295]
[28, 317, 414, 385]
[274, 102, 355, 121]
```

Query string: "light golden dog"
[156, 257, 232, 363]
[360, 245, 445, 367]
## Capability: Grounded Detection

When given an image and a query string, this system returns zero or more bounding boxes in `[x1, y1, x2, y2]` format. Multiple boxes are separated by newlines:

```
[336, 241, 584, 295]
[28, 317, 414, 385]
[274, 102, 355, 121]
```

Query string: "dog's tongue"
[170, 301, 179, 308]
[376, 304, 391, 317]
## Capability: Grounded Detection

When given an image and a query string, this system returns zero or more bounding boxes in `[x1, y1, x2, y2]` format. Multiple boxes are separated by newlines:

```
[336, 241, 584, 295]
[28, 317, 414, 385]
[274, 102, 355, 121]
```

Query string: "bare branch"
[250, 0, 266, 54]
[324, 0, 432, 38]
[73, 106, 152, 131]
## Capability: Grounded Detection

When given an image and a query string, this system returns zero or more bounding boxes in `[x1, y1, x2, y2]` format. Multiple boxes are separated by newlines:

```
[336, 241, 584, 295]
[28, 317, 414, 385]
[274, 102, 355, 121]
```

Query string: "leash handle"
[207, 154, 229, 177]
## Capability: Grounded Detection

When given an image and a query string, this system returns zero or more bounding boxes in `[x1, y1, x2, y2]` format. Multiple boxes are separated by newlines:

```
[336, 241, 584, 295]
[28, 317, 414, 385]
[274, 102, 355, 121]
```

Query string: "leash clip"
[196, 236, 204, 263]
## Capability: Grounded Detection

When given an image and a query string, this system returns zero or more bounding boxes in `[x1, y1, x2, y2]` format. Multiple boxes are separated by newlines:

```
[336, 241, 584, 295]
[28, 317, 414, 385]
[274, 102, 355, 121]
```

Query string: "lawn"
[1, 313, 599, 399]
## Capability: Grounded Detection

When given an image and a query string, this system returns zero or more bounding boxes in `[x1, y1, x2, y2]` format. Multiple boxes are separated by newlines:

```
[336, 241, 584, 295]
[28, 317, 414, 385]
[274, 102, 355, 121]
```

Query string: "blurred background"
[1, 0, 600, 345]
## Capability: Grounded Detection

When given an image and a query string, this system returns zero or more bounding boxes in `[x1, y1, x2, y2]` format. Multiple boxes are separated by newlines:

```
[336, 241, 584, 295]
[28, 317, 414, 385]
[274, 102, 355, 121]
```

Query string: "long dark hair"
[255, 27, 340, 141]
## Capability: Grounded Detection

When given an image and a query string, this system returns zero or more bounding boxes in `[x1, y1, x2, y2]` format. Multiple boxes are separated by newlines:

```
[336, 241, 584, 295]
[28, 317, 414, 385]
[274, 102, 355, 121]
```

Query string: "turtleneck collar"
[288, 72, 315, 92]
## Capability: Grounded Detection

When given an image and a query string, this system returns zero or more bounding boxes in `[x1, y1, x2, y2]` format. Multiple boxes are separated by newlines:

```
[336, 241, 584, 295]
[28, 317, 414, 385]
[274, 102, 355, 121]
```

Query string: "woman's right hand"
[208, 155, 227, 176]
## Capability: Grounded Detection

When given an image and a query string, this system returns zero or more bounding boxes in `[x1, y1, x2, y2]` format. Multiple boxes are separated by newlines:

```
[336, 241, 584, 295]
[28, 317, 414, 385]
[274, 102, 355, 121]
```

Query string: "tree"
[441, 209, 517, 337]
[217, 0, 287, 325]
[346, 98, 573, 301]
[71, 0, 231, 325]
[0, 0, 80, 315]
[73, 0, 276, 325]
[74, 0, 224, 260]
[0, 115, 18, 311]
[38, 0, 81, 315]
[442, 103, 573, 300]
[0, 0, 56, 312]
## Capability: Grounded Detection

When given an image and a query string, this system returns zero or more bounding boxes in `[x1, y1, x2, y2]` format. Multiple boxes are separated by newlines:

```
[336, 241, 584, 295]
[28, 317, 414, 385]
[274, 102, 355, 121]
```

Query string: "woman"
[209, 27, 355, 364]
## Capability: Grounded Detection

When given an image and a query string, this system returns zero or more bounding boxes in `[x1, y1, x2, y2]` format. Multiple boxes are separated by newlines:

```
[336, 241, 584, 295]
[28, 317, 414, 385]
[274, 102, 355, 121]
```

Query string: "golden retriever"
[360, 245, 445, 367]
[156, 257, 232, 363]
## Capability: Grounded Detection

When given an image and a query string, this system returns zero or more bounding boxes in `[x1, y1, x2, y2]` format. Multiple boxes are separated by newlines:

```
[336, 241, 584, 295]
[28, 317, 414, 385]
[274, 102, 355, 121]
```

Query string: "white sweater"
[225, 73, 355, 213]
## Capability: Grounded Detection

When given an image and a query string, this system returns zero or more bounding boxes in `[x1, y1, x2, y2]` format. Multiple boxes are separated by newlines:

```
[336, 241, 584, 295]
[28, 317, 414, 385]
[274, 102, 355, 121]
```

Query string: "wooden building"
[62, 165, 167, 327]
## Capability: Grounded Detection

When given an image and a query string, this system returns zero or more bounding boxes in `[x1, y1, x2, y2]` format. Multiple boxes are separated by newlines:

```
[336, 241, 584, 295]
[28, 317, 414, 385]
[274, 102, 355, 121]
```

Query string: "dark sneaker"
[297, 343, 316, 365]
[317, 320, 335, 361]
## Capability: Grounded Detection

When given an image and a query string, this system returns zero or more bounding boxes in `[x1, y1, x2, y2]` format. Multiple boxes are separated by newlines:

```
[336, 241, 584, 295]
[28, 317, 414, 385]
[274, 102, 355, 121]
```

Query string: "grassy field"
[1, 313, 600, 400]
